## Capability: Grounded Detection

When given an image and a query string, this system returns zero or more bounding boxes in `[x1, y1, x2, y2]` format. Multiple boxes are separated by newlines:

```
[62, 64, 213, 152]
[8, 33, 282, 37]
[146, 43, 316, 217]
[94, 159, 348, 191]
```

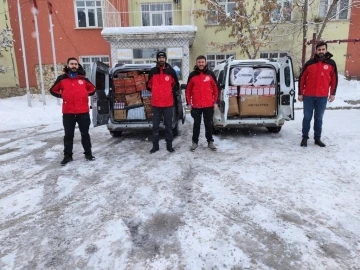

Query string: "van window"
[213, 70, 220, 80]
[284, 66, 291, 87]
[218, 70, 224, 86]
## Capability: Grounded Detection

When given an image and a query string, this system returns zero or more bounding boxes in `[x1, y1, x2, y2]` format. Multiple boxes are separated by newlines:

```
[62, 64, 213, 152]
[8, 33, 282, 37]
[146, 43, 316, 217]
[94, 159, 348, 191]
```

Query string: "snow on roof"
[101, 25, 197, 36]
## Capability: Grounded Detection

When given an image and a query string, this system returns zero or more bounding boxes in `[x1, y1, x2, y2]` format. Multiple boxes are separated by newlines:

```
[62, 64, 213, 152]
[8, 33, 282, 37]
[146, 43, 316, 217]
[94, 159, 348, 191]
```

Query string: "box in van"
[90, 62, 186, 137]
[211, 56, 295, 133]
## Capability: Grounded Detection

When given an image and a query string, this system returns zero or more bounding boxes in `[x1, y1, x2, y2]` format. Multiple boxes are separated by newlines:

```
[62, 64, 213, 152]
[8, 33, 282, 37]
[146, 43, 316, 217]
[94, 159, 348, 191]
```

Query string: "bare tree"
[194, 0, 295, 59]
[0, 28, 14, 74]
[313, 0, 360, 41]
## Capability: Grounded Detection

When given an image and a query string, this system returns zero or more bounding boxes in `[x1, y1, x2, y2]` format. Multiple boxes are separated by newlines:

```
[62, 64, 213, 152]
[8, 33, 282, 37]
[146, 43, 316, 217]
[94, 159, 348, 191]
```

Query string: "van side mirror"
[180, 84, 187, 90]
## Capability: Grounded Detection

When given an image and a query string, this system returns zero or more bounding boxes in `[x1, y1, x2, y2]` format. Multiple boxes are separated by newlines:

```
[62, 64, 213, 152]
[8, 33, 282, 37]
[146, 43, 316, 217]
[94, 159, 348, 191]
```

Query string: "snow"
[0, 77, 359, 269]
[101, 25, 198, 36]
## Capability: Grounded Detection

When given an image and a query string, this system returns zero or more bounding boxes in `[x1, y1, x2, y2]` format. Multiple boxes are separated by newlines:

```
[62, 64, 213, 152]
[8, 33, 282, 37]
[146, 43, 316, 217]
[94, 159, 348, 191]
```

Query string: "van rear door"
[278, 56, 295, 120]
[90, 61, 111, 127]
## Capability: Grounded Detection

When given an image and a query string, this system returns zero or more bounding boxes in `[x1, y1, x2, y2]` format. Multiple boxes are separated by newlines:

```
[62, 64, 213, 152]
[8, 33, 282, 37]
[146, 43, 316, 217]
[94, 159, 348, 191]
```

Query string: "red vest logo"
[78, 80, 84, 85]
[323, 65, 329, 70]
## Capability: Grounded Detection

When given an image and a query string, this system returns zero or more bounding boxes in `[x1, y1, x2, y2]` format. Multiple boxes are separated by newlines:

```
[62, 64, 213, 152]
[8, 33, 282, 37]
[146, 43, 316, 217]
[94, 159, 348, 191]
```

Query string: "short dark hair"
[67, 57, 78, 64]
[196, 55, 207, 61]
[315, 41, 327, 50]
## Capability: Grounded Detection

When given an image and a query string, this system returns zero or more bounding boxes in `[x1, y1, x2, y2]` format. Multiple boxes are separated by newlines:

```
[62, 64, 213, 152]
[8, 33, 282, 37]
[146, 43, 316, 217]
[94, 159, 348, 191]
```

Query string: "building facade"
[5, 0, 359, 97]
[0, 0, 18, 93]
[8, 0, 129, 92]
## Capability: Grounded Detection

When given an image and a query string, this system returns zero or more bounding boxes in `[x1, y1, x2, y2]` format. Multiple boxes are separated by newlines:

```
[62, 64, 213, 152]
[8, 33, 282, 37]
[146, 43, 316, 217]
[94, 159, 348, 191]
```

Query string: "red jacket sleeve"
[211, 78, 219, 104]
[185, 78, 194, 105]
[85, 79, 96, 96]
[330, 63, 338, 95]
[298, 66, 308, 96]
[49, 77, 63, 98]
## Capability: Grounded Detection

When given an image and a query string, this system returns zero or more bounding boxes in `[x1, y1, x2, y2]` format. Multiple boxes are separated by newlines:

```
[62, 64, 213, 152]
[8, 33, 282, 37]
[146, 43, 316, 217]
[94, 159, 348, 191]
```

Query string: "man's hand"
[213, 103, 218, 110]
[187, 105, 192, 111]
[298, 95, 303, 102]
[328, 95, 335, 102]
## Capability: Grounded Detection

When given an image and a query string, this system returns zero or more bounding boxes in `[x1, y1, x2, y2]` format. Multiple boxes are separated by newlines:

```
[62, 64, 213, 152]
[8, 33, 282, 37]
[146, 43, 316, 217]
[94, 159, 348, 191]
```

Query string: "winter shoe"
[166, 141, 175, 153]
[61, 154, 73, 166]
[315, 139, 326, 147]
[85, 153, 95, 161]
[208, 141, 217, 151]
[150, 143, 159, 154]
[190, 142, 198, 152]
[300, 138, 308, 147]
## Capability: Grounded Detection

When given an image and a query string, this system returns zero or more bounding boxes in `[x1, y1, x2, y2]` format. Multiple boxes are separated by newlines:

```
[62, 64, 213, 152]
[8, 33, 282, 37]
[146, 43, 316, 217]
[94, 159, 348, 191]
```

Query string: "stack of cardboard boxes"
[228, 67, 277, 117]
[113, 71, 152, 120]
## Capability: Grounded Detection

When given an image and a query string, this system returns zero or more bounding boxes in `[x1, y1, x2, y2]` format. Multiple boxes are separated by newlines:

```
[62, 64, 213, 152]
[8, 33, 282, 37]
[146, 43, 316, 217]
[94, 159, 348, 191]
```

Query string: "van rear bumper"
[215, 117, 286, 128]
[107, 121, 154, 132]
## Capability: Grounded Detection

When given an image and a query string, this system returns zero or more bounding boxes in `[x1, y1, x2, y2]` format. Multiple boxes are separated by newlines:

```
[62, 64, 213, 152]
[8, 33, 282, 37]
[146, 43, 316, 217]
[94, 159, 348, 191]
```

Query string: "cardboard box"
[127, 71, 140, 77]
[253, 68, 276, 86]
[239, 95, 276, 116]
[113, 78, 124, 87]
[230, 67, 254, 85]
[144, 74, 149, 82]
[136, 82, 147, 92]
[114, 85, 126, 94]
[142, 97, 151, 105]
[134, 74, 146, 84]
[114, 93, 126, 102]
[125, 92, 142, 106]
[227, 96, 239, 116]
[123, 77, 135, 86]
[126, 85, 137, 94]
[114, 109, 126, 120]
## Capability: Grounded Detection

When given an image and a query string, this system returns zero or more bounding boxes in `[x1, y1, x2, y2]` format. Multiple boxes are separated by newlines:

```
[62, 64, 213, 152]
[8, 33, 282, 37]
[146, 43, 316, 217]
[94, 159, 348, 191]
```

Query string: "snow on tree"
[0, 28, 14, 73]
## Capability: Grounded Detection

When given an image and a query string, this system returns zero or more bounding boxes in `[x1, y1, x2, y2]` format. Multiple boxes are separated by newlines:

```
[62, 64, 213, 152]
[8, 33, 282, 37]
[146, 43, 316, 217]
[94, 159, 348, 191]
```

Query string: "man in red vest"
[298, 42, 338, 147]
[186, 55, 219, 151]
[50, 57, 96, 165]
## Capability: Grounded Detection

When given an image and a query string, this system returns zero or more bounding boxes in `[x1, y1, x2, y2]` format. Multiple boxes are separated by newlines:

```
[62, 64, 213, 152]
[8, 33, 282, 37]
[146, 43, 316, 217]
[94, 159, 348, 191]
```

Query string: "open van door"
[90, 61, 110, 127]
[278, 56, 295, 120]
[222, 57, 234, 122]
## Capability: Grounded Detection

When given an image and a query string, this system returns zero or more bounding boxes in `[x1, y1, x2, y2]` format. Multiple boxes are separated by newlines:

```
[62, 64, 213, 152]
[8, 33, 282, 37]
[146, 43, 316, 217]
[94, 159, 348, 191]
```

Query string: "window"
[259, 51, 288, 60]
[271, 0, 292, 22]
[319, 0, 349, 20]
[80, 56, 110, 77]
[141, 3, 173, 26]
[206, 53, 235, 70]
[75, 0, 103, 28]
[207, 0, 236, 25]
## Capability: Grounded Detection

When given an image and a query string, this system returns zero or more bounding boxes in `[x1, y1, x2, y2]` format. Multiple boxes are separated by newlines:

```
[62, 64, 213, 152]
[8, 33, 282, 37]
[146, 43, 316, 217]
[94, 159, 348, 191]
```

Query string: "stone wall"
[35, 63, 65, 93]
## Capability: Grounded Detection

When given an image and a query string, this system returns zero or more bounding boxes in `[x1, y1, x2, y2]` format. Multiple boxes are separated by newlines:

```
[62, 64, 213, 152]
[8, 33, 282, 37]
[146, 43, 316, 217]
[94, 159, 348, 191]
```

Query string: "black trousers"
[191, 107, 214, 144]
[152, 106, 173, 144]
[63, 113, 92, 155]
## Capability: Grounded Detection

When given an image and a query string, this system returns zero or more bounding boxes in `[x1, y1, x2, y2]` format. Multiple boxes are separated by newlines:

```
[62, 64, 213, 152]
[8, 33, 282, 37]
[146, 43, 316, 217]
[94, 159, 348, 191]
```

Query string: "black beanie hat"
[156, 51, 167, 60]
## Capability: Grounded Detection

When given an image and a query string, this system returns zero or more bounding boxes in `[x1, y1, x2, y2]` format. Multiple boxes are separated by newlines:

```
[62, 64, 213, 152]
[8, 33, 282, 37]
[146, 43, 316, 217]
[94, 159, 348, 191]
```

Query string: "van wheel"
[267, 127, 282, 133]
[110, 131, 122, 137]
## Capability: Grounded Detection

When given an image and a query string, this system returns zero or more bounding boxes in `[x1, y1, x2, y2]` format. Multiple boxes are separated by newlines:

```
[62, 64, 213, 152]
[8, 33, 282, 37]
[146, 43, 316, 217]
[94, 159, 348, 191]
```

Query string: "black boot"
[84, 152, 95, 161]
[300, 138, 308, 147]
[315, 139, 326, 147]
[61, 154, 73, 166]
[150, 143, 159, 154]
[166, 141, 175, 153]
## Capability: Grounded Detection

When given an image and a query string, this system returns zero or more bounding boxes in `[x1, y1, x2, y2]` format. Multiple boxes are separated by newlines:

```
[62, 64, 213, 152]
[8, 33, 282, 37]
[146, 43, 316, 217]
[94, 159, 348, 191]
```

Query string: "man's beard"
[317, 53, 325, 58]
[70, 67, 78, 72]
[158, 61, 165, 66]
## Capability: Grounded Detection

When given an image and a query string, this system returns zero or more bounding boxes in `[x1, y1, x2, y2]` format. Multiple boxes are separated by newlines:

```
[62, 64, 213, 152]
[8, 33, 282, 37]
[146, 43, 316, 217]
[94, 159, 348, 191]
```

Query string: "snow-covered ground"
[0, 77, 359, 269]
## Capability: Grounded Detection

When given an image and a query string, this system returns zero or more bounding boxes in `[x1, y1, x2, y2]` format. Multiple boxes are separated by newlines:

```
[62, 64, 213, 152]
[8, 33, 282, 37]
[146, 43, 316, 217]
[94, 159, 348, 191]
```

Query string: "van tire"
[267, 127, 282, 133]
[110, 131, 123, 137]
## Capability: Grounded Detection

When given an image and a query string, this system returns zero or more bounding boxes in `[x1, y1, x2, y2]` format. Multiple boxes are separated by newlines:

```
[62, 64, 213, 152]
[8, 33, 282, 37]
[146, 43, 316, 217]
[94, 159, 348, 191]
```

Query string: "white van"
[211, 56, 295, 133]
[90, 62, 186, 137]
